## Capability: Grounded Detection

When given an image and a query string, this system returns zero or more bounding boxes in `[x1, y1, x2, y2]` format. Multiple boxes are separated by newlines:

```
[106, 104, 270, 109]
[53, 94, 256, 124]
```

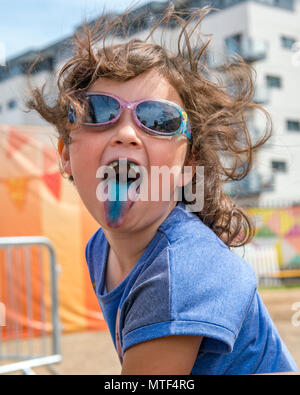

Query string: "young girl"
[27, 6, 298, 375]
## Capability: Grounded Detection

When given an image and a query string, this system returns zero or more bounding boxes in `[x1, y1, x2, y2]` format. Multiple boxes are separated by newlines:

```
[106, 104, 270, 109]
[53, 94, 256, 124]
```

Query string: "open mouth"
[101, 159, 143, 227]
[104, 159, 142, 185]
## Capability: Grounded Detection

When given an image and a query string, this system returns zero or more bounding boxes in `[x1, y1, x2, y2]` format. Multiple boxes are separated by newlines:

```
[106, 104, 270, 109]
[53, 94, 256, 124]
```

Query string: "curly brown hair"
[26, 5, 271, 248]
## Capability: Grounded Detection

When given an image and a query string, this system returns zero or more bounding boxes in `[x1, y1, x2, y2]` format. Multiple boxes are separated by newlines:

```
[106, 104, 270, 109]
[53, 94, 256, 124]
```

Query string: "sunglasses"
[68, 92, 192, 140]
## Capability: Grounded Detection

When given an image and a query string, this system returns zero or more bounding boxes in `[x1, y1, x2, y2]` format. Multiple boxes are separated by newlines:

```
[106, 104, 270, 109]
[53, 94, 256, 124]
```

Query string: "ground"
[6, 287, 300, 375]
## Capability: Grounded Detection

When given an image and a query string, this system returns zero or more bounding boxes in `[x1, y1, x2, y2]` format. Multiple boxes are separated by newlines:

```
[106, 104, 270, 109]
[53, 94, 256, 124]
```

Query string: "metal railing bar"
[24, 246, 33, 356]
[39, 245, 47, 356]
[0, 355, 62, 375]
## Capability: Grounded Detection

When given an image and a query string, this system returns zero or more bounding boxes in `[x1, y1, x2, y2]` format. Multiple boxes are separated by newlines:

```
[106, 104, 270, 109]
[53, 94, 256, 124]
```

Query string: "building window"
[0, 104, 2, 113]
[256, 0, 294, 10]
[22, 56, 54, 75]
[266, 75, 282, 88]
[213, 0, 294, 9]
[7, 99, 17, 110]
[276, 0, 294, 10]
[280, 36, 297, 49]
[272, 160, 287, 173]
[10, 65, 21, 77]
[287, 120, 300, 131]
[225, 33, 243, 56]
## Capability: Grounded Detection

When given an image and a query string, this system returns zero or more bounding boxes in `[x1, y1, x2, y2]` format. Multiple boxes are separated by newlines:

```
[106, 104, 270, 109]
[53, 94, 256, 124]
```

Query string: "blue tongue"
[105, 179, 130, 225]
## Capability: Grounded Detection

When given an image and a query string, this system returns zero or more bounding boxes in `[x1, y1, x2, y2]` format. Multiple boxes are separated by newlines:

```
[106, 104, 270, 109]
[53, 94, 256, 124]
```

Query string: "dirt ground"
[6, 287, 300, 375]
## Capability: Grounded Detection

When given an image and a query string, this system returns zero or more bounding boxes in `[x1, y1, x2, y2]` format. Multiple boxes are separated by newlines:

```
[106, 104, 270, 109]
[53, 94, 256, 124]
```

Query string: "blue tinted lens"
[136, 101, 181, 134]
[86, 95, 120, 123]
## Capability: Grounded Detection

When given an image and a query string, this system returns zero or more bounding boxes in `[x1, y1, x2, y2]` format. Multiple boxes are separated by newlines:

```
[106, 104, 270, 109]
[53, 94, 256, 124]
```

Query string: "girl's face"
[61, 69, 191, 232]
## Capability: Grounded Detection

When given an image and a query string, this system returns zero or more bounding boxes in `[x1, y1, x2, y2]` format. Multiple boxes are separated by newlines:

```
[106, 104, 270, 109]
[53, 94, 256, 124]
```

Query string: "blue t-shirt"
[85, 202, 298, 375]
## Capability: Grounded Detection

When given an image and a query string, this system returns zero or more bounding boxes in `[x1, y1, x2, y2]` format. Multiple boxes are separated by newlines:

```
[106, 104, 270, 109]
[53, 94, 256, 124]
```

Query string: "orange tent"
[0, 125, 106, 336]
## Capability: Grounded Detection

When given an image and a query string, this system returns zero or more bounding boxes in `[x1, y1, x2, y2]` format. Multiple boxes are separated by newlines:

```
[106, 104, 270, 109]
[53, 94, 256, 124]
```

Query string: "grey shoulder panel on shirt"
[120, 246, 171, 338]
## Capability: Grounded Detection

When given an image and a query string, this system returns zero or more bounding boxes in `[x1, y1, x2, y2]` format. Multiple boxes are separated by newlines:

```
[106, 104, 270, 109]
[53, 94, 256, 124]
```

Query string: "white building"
[0, 0, 299, 205]
[199, 0, 300, 206]
[0, 38, 73, 125]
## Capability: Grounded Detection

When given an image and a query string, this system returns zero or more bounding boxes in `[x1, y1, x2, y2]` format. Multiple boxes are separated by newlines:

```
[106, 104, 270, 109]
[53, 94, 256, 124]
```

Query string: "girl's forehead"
[89, 70, 183, 106]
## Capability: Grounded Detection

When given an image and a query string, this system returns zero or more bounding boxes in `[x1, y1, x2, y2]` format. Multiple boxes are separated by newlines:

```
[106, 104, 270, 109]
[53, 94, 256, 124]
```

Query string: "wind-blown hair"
[26, 5, 272, 248]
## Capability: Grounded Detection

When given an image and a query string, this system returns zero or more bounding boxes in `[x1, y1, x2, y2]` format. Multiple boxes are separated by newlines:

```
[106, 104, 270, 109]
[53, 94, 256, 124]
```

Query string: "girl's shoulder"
[158, 202, 219, 243]
[159, 202, 236, 256]
[157, 203, 257, 303]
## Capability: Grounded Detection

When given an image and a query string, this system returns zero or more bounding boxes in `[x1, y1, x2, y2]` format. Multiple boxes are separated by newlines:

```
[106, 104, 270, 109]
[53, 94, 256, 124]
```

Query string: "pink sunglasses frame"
[71, 91, 192, 140]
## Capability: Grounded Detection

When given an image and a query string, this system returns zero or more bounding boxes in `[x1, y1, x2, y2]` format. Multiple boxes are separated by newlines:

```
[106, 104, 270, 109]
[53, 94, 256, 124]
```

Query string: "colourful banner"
[248, 207, 300, 268]
[4, 177, 29, 209]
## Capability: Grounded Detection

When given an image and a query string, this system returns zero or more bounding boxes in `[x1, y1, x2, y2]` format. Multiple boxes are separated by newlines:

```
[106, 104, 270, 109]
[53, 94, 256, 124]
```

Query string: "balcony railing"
[225, 171, 275, 197]
[226, 38, 268, 63]
[240, 39, 268, 62]
[208, 38, 268, 70]
[253, 84, 270, 105]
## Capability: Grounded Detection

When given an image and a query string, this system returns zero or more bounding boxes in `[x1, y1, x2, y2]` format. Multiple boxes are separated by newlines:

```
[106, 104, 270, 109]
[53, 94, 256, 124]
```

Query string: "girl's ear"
[58, 138, 72, 175]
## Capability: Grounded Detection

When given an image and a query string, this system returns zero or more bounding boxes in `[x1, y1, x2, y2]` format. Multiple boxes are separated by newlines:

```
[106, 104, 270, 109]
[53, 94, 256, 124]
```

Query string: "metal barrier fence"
[233, 244, 282, 287]
[0, 236, 61, 375]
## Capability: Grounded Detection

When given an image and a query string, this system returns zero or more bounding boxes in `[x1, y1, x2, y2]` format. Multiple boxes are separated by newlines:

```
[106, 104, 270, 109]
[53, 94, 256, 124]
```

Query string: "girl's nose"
[110, 110, 143, 148]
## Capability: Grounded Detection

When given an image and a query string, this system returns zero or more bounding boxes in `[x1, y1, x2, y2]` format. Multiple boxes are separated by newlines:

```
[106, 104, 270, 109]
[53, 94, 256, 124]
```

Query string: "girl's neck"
[102, 201, 177, 284]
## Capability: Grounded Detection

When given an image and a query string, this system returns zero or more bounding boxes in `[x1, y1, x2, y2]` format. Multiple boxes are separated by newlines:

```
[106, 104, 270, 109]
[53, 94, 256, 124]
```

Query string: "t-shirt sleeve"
[85, 227, 103, 293]
[120, 237, 257, 355]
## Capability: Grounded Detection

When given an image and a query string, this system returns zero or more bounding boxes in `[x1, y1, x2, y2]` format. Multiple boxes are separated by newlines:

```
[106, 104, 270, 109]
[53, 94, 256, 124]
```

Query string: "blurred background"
[0, 0, 300, 375]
